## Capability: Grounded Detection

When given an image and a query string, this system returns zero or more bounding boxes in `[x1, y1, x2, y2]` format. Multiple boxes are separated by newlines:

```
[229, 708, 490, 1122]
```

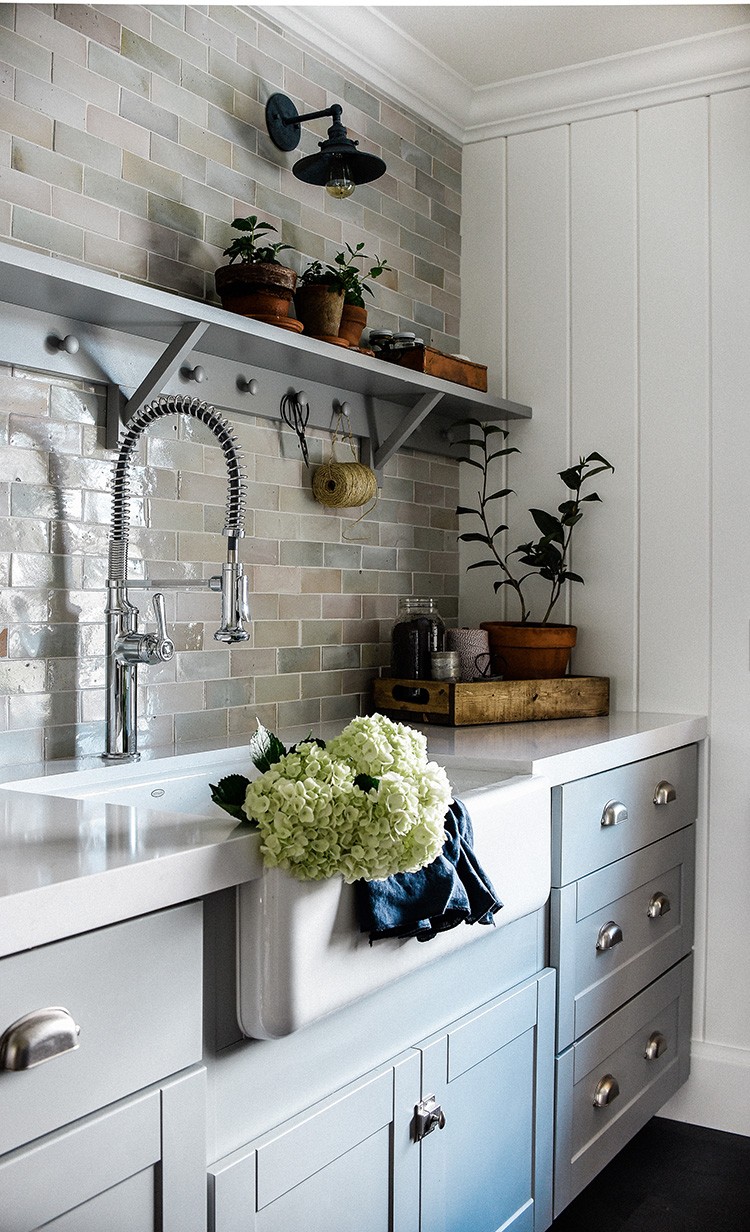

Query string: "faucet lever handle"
[150, 593, 175, 662]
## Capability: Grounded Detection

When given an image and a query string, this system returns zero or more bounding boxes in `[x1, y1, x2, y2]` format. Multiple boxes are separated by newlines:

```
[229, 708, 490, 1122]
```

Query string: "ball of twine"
[312, 460, 377, 509]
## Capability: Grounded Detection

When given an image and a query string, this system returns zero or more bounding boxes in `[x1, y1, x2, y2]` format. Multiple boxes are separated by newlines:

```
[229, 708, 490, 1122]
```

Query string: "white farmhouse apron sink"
[5, 750, 551, 1039]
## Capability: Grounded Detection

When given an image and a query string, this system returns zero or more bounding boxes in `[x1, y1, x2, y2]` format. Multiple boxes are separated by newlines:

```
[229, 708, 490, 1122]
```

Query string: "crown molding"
[259, 5, 471, 142]
[263, 8, 750, 143]
[466, 25, 750, 141]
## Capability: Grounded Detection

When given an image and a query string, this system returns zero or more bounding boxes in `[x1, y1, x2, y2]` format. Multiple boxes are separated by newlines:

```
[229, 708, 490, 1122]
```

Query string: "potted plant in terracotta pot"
[331, 242, 391, 347]
[295, 243, 391, 347]
[215, 216, 298, 328]
[294, 259, 347, 344]
[453, 420, 614, 679]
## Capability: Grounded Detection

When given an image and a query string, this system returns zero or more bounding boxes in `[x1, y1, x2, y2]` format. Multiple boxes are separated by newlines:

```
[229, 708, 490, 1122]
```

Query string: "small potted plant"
[295, 243, 391, 346]
[215, 216, 298, 326]
[294, 258, 346, 343]
[331, 242, 391, 347]
[453, 420, 614, 679]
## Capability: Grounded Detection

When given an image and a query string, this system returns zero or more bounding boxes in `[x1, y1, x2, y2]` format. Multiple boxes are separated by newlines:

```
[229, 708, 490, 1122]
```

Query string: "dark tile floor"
[549, 1116, 750, 1231]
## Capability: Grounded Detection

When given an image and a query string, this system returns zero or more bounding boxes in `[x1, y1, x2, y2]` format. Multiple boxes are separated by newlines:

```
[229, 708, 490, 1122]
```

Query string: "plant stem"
[476, 433, 529, 622]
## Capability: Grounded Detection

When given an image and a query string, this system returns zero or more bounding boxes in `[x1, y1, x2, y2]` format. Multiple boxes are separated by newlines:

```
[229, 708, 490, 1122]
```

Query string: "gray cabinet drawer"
[552, 744, 698, 885]
[554, 955, 693, 1217]
[0, 904, 203, 1155]
[552, 827, 694, 1049]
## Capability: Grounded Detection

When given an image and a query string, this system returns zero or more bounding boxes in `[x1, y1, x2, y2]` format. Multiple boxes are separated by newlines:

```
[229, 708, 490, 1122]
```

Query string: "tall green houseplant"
[454, 420, 614, 623]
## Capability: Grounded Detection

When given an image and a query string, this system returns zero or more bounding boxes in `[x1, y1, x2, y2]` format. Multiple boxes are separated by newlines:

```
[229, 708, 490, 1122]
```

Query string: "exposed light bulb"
[325, 162, 355, 199]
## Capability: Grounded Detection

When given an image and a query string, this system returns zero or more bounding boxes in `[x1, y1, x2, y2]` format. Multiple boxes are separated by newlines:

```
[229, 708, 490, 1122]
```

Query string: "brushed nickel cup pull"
[0, 1007, 80, 1071]
[648, 891, 671, 919]
[596, 921, 624, 951]
[645, 1031, 668, 1061]
[653, 780, 676, 806]
[593, 1074, 620, 1108]
[601, 800, 628, 827]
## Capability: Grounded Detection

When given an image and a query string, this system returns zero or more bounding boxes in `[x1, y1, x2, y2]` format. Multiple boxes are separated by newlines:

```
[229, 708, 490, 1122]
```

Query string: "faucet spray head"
[214, 561, 251, 643]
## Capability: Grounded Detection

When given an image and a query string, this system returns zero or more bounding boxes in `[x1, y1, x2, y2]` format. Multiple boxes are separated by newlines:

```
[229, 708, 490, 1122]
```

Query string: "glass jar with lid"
[390, 598, 445, 680]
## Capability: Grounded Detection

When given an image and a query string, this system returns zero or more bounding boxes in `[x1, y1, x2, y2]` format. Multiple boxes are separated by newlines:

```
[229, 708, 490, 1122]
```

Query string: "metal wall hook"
[49, 333, 80, 354]
[182, 364, 205, 383]
[237, 375, 258, 395]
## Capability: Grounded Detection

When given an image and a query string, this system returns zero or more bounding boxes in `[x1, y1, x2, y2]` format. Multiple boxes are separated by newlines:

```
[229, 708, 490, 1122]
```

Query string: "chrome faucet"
[104, 394, 250, 761]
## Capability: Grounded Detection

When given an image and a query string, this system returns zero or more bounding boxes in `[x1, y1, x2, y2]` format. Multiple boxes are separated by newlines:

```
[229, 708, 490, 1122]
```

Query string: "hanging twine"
[312, 459, 377, 508]
[312, 407, 378, 538]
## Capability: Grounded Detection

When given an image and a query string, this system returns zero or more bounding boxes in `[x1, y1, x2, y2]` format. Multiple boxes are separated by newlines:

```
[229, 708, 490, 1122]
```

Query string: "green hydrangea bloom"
[243, 715, 452, 883]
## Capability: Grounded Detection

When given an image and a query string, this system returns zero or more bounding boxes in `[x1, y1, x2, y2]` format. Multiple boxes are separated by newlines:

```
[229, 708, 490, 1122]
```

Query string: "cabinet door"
[417, 970, 555, 1232]
[208, 1052, 421, 1232]
[0, 1067, 206, 1232]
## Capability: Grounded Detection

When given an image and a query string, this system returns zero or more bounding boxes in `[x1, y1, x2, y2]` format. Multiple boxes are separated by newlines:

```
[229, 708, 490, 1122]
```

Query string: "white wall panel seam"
[634, 109, 642, 714]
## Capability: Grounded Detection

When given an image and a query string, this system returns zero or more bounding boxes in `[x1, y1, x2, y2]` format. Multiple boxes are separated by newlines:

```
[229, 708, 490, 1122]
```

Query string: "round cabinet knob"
[596, 920, 624, 952]
[601, 800, 628, 828]
[653, 780, 677, 806]
[645, 1031, 668, 1061]
[593, 1074, 620, 1108]
[51, 334, 80, 354]
[647, 891, 671, 919]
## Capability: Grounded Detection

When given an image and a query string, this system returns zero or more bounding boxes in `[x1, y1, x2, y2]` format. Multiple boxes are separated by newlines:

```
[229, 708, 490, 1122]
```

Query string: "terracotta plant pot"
[338, 302, 368, 347]
[480, 621, 577, 680]
[215, 262, 297, 320]
[294, 284, 345, 340]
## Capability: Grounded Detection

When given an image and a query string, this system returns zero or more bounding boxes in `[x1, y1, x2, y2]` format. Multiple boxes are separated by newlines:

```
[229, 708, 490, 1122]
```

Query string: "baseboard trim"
[660, 1041, 750, 1136]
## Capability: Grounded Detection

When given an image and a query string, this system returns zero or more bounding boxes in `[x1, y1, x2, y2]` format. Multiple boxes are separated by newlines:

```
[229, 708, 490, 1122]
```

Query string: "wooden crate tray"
[384, 345, 488, 391]
[372, 676, 610, 726]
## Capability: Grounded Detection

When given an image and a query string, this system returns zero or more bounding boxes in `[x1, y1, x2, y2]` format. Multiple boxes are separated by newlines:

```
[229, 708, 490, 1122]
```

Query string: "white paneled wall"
[461, 86, 750, 1134]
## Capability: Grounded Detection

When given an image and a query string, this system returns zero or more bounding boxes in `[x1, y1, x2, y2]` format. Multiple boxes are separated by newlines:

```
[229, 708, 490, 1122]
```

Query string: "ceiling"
[269, 4, 750, 139]
[369, 5, 750, 89]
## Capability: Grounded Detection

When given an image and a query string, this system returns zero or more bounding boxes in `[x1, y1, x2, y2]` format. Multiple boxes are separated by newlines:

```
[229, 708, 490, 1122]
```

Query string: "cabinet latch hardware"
[596, 920, 624, 951]
[413, 1094, 446, 1141]
[647, 891, 671, 919]
[645, 1031, 668, 1061]
[601, 800, 628, 828]
[593, 1073, 620, 1108]
[653, 780, 677, 806]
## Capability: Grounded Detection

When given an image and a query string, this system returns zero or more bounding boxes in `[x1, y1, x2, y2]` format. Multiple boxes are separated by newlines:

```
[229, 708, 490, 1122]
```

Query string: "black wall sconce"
[265, 92, 387, 199]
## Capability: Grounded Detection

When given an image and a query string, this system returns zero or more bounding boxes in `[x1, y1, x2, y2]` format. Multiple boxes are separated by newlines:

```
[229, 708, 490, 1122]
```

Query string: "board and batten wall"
[460, 87, 750, 1135]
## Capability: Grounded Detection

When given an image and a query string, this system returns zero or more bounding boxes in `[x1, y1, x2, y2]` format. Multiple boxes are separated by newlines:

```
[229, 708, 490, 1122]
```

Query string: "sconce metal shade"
[265, 93, 386, 190]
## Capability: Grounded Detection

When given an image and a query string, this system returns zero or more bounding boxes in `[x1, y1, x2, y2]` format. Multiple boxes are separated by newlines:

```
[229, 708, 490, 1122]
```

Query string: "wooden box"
[385, 345, 488, 392]
[372, 676, 610, 726]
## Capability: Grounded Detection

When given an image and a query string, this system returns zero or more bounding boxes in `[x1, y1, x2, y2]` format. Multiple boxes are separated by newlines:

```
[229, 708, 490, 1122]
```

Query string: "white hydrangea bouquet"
[210, 714, 453, 883]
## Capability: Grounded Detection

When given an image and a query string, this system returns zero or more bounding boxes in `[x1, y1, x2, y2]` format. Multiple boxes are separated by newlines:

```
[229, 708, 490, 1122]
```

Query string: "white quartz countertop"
[418, 710, 707, 786]
[0, 711, 706, 958]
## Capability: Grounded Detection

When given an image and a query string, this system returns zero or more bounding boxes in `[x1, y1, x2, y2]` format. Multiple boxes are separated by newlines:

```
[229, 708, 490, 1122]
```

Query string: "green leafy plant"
[222, 215, 294, 266]
[453, 419, 614, 624]
[299, 242, 390, 306]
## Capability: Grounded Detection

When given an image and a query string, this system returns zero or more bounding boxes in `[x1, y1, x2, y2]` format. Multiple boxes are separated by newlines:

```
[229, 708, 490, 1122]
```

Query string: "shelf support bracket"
[363, 391, 444, 484]
[106, 319, 209, 449]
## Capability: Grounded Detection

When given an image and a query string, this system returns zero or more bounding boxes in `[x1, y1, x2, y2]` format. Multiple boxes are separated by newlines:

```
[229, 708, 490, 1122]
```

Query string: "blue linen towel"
[355, 798, 503, 944]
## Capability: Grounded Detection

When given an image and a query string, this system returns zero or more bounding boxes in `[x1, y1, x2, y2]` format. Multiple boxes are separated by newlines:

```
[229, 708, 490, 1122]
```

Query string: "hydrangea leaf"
[210, 774, 253, 822]
[248, 721, 287, 772]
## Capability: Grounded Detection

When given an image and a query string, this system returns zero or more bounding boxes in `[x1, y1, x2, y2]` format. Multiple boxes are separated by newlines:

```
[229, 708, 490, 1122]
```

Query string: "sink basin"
[237, 769, 551, 1039]
[5, 750, 551, 1041]
[3, 745, 258, 817]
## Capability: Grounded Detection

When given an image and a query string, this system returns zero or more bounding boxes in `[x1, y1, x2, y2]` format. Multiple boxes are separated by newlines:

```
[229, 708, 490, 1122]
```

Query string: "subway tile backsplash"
[0, 4, 463, 764]
[0, 4, 462, 351]
[0, 364, 460, 763]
